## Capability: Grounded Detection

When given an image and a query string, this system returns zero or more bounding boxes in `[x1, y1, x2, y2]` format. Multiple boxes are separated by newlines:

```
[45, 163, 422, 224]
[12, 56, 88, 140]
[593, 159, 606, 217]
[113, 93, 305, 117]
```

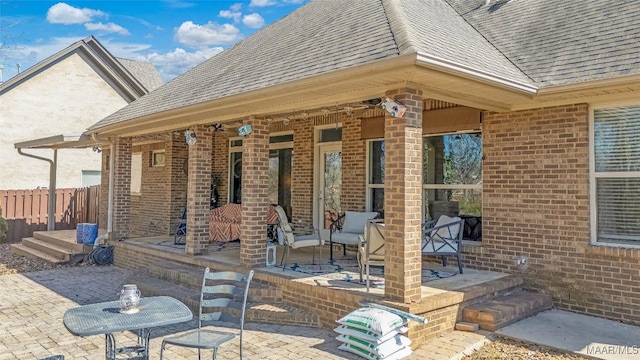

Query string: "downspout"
[17, 149, 57, 231]
[91, 134, 115, 246]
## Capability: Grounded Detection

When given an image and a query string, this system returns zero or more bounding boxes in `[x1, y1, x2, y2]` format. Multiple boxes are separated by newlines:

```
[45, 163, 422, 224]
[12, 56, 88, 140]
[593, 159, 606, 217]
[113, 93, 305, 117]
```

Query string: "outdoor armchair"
[329, 211, 378, 260]
[274, 205, 323, 270]
[358, 219, 385, 292]
[421, 215, 465, 274]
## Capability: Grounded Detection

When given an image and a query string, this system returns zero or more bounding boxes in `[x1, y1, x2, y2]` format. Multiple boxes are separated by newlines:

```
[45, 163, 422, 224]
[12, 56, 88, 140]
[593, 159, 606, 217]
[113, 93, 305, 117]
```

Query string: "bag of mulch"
[337, 307, 407, 336]
[334, 325, 408, 344]
[336, 333, 411, 358]
[338, 342, 412, 360]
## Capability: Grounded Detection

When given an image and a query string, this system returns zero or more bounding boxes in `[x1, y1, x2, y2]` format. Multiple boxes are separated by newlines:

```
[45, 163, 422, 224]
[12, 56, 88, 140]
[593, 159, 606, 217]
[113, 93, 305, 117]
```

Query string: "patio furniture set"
[62, 267, 254, 360]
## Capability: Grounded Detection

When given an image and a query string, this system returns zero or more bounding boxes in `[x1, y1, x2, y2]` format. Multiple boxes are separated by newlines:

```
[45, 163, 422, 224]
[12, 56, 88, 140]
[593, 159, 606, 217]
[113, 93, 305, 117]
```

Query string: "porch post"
[112, 137, 132, 241]
[384, 88, 423, 303]
[240, 116, 270, 266]
[185, 124, 213, 255]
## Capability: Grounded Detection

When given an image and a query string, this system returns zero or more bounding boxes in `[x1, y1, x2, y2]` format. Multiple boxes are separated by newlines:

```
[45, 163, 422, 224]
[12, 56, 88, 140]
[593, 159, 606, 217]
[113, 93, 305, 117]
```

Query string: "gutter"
[91, 133, 115, 245]
[415, 52, 539, 94]
[16, 149, 57, 231]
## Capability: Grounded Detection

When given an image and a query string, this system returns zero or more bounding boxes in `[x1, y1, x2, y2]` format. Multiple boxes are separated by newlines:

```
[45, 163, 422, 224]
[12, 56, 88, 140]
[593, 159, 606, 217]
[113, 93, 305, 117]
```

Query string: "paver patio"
[0, 266, 488, 360]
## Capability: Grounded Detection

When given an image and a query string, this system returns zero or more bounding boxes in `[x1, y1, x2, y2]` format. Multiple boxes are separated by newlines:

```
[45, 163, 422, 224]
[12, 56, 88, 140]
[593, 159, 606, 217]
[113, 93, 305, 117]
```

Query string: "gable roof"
[0, 36, 162, 100]
[116, 58, 164, 91]
[88, 0, 640, 132]
[445, 0, 640, 87]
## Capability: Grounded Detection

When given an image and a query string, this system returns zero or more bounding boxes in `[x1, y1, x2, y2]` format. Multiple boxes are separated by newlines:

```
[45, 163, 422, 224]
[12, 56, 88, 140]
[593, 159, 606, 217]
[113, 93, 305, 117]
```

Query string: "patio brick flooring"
[0, 266, 488, 359]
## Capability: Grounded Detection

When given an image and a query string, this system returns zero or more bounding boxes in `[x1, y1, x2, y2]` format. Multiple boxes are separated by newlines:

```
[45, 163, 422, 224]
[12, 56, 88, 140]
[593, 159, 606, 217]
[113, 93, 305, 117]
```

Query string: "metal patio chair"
[274, 205, 323, 270]
[160, 268, 254, 360]
[421, 215, 465, 274]
[357, 219, 385, 292]
[174, 207, 187, 245]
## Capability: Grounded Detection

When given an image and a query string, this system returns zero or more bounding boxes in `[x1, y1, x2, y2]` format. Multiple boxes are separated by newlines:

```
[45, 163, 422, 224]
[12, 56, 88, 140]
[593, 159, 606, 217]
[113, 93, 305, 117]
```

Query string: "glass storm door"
[316, 144, 342, 239]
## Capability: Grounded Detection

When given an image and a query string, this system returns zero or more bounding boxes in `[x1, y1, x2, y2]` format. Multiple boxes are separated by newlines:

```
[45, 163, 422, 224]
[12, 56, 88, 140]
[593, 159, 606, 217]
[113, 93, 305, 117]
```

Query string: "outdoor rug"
[152, 239, 242, 252]
[285, 259, 458, 287]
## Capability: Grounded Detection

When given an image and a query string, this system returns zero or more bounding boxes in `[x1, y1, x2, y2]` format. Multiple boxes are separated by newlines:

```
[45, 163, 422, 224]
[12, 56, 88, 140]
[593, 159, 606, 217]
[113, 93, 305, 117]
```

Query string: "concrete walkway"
[0, 266, 488, 360]
[497, 309, 640, 360]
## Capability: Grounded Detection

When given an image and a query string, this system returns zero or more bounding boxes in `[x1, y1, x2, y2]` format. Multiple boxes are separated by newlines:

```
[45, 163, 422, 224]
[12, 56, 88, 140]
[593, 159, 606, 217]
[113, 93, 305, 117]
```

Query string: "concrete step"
[147, 261, 283, 302]
[32, 231, 91, 253]
[10, 243, 66, 266]
[462, 291, 553, 331]
[127, 272, 320, 328]
[21, 237, 86, 263]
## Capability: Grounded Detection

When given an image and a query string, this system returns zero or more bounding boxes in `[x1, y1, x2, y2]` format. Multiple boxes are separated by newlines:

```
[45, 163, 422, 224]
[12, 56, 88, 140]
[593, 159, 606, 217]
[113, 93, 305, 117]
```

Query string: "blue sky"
[1, 0, 308, 82]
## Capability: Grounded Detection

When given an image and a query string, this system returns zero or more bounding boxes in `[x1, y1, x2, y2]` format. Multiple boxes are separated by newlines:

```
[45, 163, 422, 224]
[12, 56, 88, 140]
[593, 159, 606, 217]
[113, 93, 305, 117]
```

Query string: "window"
[81, 170, 101, 187]
[151, 150, 165, 167]
[229, 135, 294, 217]
[423, 132, 482, 221]
[366, 132, 483, 240]
[131, 153, 142, 194]
[591, 105, 640, 245]
[366, 140, 385, 218]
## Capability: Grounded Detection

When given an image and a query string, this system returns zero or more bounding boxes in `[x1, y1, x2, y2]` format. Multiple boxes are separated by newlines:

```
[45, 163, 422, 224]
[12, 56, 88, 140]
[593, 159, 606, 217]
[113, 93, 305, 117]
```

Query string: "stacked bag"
[335, 307, 412, 360]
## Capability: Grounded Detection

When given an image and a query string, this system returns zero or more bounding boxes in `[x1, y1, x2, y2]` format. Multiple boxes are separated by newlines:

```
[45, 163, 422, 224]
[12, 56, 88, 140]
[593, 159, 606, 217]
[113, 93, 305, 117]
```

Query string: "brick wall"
[99, 150, 109, 229]
[291, 118, 315, 233]
[186, 125, 213, 255]
[341, 114, 366, 212]
[466, 104, 640, 325]
[130, 142, 170, 236]
[167, 132, 189, 235]
[112, 137, 132, 240]
[212, 131, 231, 205]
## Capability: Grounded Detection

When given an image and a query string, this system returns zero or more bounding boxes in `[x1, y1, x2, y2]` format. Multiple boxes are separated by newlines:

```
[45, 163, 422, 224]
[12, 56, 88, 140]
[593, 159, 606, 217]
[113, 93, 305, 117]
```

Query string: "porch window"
[423, 132, 483, 240]
[591, 105, 640, 245]
[228, 135, 294, 219]
[366, 140, 385, 218]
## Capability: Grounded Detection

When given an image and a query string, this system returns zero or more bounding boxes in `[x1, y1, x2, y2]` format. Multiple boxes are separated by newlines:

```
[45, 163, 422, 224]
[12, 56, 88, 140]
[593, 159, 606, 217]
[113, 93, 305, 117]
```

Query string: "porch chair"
[174, 207, 187, 245]
[329, 211, 378, 260]
[273, 205, 324, 270]
[159, 268, 254, 360]
[421, 215, 465, 274]
[358, 219, 385, 292]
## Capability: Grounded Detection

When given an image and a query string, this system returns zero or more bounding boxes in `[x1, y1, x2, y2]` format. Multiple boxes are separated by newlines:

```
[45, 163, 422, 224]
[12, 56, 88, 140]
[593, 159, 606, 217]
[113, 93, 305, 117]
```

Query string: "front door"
[315, 143, 342, 239]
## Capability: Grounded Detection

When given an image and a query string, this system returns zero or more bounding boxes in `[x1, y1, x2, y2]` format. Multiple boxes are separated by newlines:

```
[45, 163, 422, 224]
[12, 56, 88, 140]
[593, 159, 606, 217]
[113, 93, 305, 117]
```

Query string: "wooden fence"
[0, 186, 100, 243]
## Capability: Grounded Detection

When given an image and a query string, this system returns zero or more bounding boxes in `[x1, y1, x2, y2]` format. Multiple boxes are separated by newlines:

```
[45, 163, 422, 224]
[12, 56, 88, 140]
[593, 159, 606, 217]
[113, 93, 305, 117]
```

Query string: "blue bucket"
[76, 223, 86, 244]
[81, 223, 99, 245]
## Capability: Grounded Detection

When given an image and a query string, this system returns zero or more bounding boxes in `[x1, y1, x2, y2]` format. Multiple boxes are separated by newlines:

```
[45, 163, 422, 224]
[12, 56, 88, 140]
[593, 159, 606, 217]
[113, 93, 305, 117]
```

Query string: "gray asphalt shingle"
[89, 0, 640, 131]
[116, 58, 164, 92]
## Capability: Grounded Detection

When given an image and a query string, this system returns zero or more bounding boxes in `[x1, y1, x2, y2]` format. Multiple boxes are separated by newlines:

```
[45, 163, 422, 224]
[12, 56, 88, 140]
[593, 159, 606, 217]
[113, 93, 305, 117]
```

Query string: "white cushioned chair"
[274, 205, 323, 270]
[421, 215, 465, 274]
[358, 219, 385, 292]
[329, 211, 378, 260]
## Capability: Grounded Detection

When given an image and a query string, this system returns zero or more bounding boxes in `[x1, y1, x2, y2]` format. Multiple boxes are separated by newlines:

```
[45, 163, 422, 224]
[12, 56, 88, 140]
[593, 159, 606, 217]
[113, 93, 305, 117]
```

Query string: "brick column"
[384, 88, 423, 303]
[240, 117, 270, 266]
[185, 125, 212, 255]
[168, 132, 189, 235]
[112, 137, 132, 240]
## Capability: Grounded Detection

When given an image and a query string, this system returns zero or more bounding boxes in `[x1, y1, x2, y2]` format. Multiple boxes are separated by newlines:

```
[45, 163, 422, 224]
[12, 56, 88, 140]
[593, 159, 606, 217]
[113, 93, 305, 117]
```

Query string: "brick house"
[84, 0, 639, 340]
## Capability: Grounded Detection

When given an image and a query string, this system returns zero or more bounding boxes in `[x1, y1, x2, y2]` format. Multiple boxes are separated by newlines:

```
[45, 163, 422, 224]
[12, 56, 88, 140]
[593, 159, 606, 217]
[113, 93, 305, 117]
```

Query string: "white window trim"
[589, 103, 640, 249]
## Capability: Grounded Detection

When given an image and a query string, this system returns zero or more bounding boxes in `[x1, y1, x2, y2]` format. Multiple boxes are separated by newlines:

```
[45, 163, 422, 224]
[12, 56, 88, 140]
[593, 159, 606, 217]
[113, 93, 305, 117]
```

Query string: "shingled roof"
[116, 58, 164, 92]
[445, 0, 640, 87]
[89, 0, 640, 131]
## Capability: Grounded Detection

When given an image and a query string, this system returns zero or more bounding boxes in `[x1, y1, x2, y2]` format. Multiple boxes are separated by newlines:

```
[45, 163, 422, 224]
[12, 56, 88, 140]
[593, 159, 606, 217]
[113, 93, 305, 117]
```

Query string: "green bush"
[0, 206, 7, 242]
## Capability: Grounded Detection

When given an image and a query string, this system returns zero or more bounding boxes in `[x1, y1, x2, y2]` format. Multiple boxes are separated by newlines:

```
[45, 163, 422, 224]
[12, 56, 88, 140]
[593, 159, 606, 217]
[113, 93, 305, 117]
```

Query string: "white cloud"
[174, 21, 242, 48]
[138, 47, 224, 81]
[249, 0, 277, 7]
[283, 0, 306, 3]
[46, 3, 105, 25]
[242, 13, 265, 29]
[230, 3, 243, 11]
[219, 10, 242, 22]
[85, 22, 130, 36]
